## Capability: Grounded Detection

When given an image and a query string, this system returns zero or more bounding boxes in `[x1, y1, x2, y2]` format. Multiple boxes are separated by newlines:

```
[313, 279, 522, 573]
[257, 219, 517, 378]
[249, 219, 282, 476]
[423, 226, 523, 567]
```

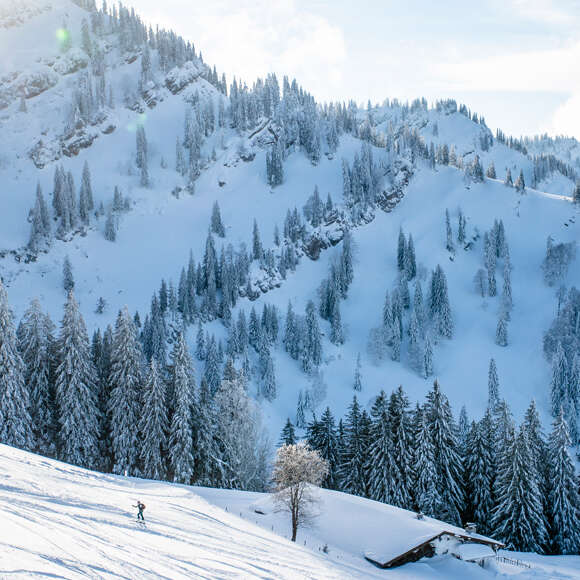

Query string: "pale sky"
[132, 0, 580, 139]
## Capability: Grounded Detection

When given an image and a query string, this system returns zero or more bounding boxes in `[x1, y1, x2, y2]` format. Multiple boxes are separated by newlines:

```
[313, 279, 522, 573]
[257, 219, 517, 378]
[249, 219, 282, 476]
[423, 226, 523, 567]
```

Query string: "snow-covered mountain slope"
[0, 444, 364, 578]
[371, 101, 578, 196]
[2, 444, 579, 579]
[0, 0, 578, 438]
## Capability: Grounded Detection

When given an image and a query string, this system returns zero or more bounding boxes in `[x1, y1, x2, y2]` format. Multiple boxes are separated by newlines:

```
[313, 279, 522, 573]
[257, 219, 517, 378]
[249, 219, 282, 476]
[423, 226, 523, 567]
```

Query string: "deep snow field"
[2, 444, 580, 579]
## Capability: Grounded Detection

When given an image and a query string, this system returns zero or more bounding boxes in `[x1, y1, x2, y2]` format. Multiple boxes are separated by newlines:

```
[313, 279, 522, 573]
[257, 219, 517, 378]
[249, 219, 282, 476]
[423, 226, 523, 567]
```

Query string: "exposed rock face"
[51, 49, 89, 75]
[165, 61, 205, 94]
[238, 162, 412, 302]
[29, 119, 117, 168]
[62, 131, 99, 158]
[0, 66, 58, 109]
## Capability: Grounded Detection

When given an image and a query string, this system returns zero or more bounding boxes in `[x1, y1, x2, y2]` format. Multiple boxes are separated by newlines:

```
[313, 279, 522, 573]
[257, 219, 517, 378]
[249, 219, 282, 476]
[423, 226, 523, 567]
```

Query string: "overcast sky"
[131, 0, 580, 139]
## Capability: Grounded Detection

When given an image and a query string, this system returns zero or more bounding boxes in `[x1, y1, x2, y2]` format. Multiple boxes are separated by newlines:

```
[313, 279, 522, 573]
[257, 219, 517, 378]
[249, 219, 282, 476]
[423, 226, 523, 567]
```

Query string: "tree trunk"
[291, 511, 297, 542]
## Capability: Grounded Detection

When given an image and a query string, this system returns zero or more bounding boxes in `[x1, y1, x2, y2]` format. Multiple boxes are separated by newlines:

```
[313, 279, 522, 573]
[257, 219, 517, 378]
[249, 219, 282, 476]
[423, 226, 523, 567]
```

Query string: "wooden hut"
[365, 524, 503, 569]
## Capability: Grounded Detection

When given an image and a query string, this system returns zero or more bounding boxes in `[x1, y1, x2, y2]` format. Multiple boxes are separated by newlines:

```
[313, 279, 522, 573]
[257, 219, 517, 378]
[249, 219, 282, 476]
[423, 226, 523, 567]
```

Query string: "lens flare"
[127, 113, 148, 132]
[56, 28, 70, 51]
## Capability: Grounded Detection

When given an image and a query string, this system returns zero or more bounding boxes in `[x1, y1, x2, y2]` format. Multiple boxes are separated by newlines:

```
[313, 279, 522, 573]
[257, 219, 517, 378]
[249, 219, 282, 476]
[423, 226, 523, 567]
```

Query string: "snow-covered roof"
[353, 502, 502, 568]
[364, 526, 501, 569]
[456, 543, 496, 561]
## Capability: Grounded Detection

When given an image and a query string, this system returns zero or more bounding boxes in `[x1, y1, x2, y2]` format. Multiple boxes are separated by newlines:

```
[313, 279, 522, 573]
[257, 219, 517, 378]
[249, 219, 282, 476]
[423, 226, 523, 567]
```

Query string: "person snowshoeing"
[133, 500, 146, 521]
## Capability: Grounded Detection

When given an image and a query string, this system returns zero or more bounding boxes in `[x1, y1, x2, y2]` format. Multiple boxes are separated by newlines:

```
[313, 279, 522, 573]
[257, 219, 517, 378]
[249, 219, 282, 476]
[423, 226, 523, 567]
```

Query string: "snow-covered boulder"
[11, 66, 58, 98]
[29, 138, 62, 168]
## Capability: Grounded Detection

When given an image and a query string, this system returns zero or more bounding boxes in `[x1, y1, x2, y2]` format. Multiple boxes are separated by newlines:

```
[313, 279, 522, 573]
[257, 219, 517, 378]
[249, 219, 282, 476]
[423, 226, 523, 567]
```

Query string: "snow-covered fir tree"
[266, 141, 284, 187]
[515, 169, 526, 193]
[428, 265, 453, 338]
[458, 405, 470, 456]
[413, 280, 424, 332]
[307, 407, 340, 489]
[139, 358, 168, 480]
[504, 168, 513, 187]
[302, 300, 322, 372]
[0, 281, 34, 450]
[422, 336, 433, 378]
[204, 335, 221, 395]
[104, 207, 117, 242]
[168, 331, 196, 483]
[367, 391, 396, 504]
[340, 230, 354, 297]
[79, 161, 94, 223]
[492, 424, 548, 552]
[63, 255, 75, 293]
[279, 418, 297, 446]
[425, 380, 463, 525]
[295, 390, 306, 429]
[547, 409, 580, 554]
[211, 201, 225, 237]
[471, 155, 484, 182]
[405, 234, 417, 280]
[408, 310, 421, 371]
[339, 396, 368, 497]
[495, 315, 508, 347]
[445, 209, 454, 251]
[488, 358, 500, 411]
[108, 307, 143, 476]
[397, 227, 406, 272]
[501, 259, 513, 317]
[464, 410, 495, 535]
[412, 406, 440, 517]
[260, 345, 277, 401]
[550, 343, 568, 417]
[28, 183, 51, 251]
[353, 353, 362, 391]
[330, 300, 344, 345]
[136, 126, 150, 187]
[388, 386, 413, 508]
[474, 268, 487, 297]
[55, 292, 101, 468]
[252, 219, 263, 261]
[17, 299, 55, 455]
[457, 210, 466, 245]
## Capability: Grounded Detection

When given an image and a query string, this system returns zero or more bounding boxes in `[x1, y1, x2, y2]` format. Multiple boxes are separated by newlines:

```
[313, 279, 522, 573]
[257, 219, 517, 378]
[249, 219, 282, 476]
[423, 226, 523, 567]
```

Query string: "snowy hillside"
[2, 444, 580, 579]
[197, 486, 580, 579]
[0, 444, 364, 578]
[0, 0, 577, 429]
